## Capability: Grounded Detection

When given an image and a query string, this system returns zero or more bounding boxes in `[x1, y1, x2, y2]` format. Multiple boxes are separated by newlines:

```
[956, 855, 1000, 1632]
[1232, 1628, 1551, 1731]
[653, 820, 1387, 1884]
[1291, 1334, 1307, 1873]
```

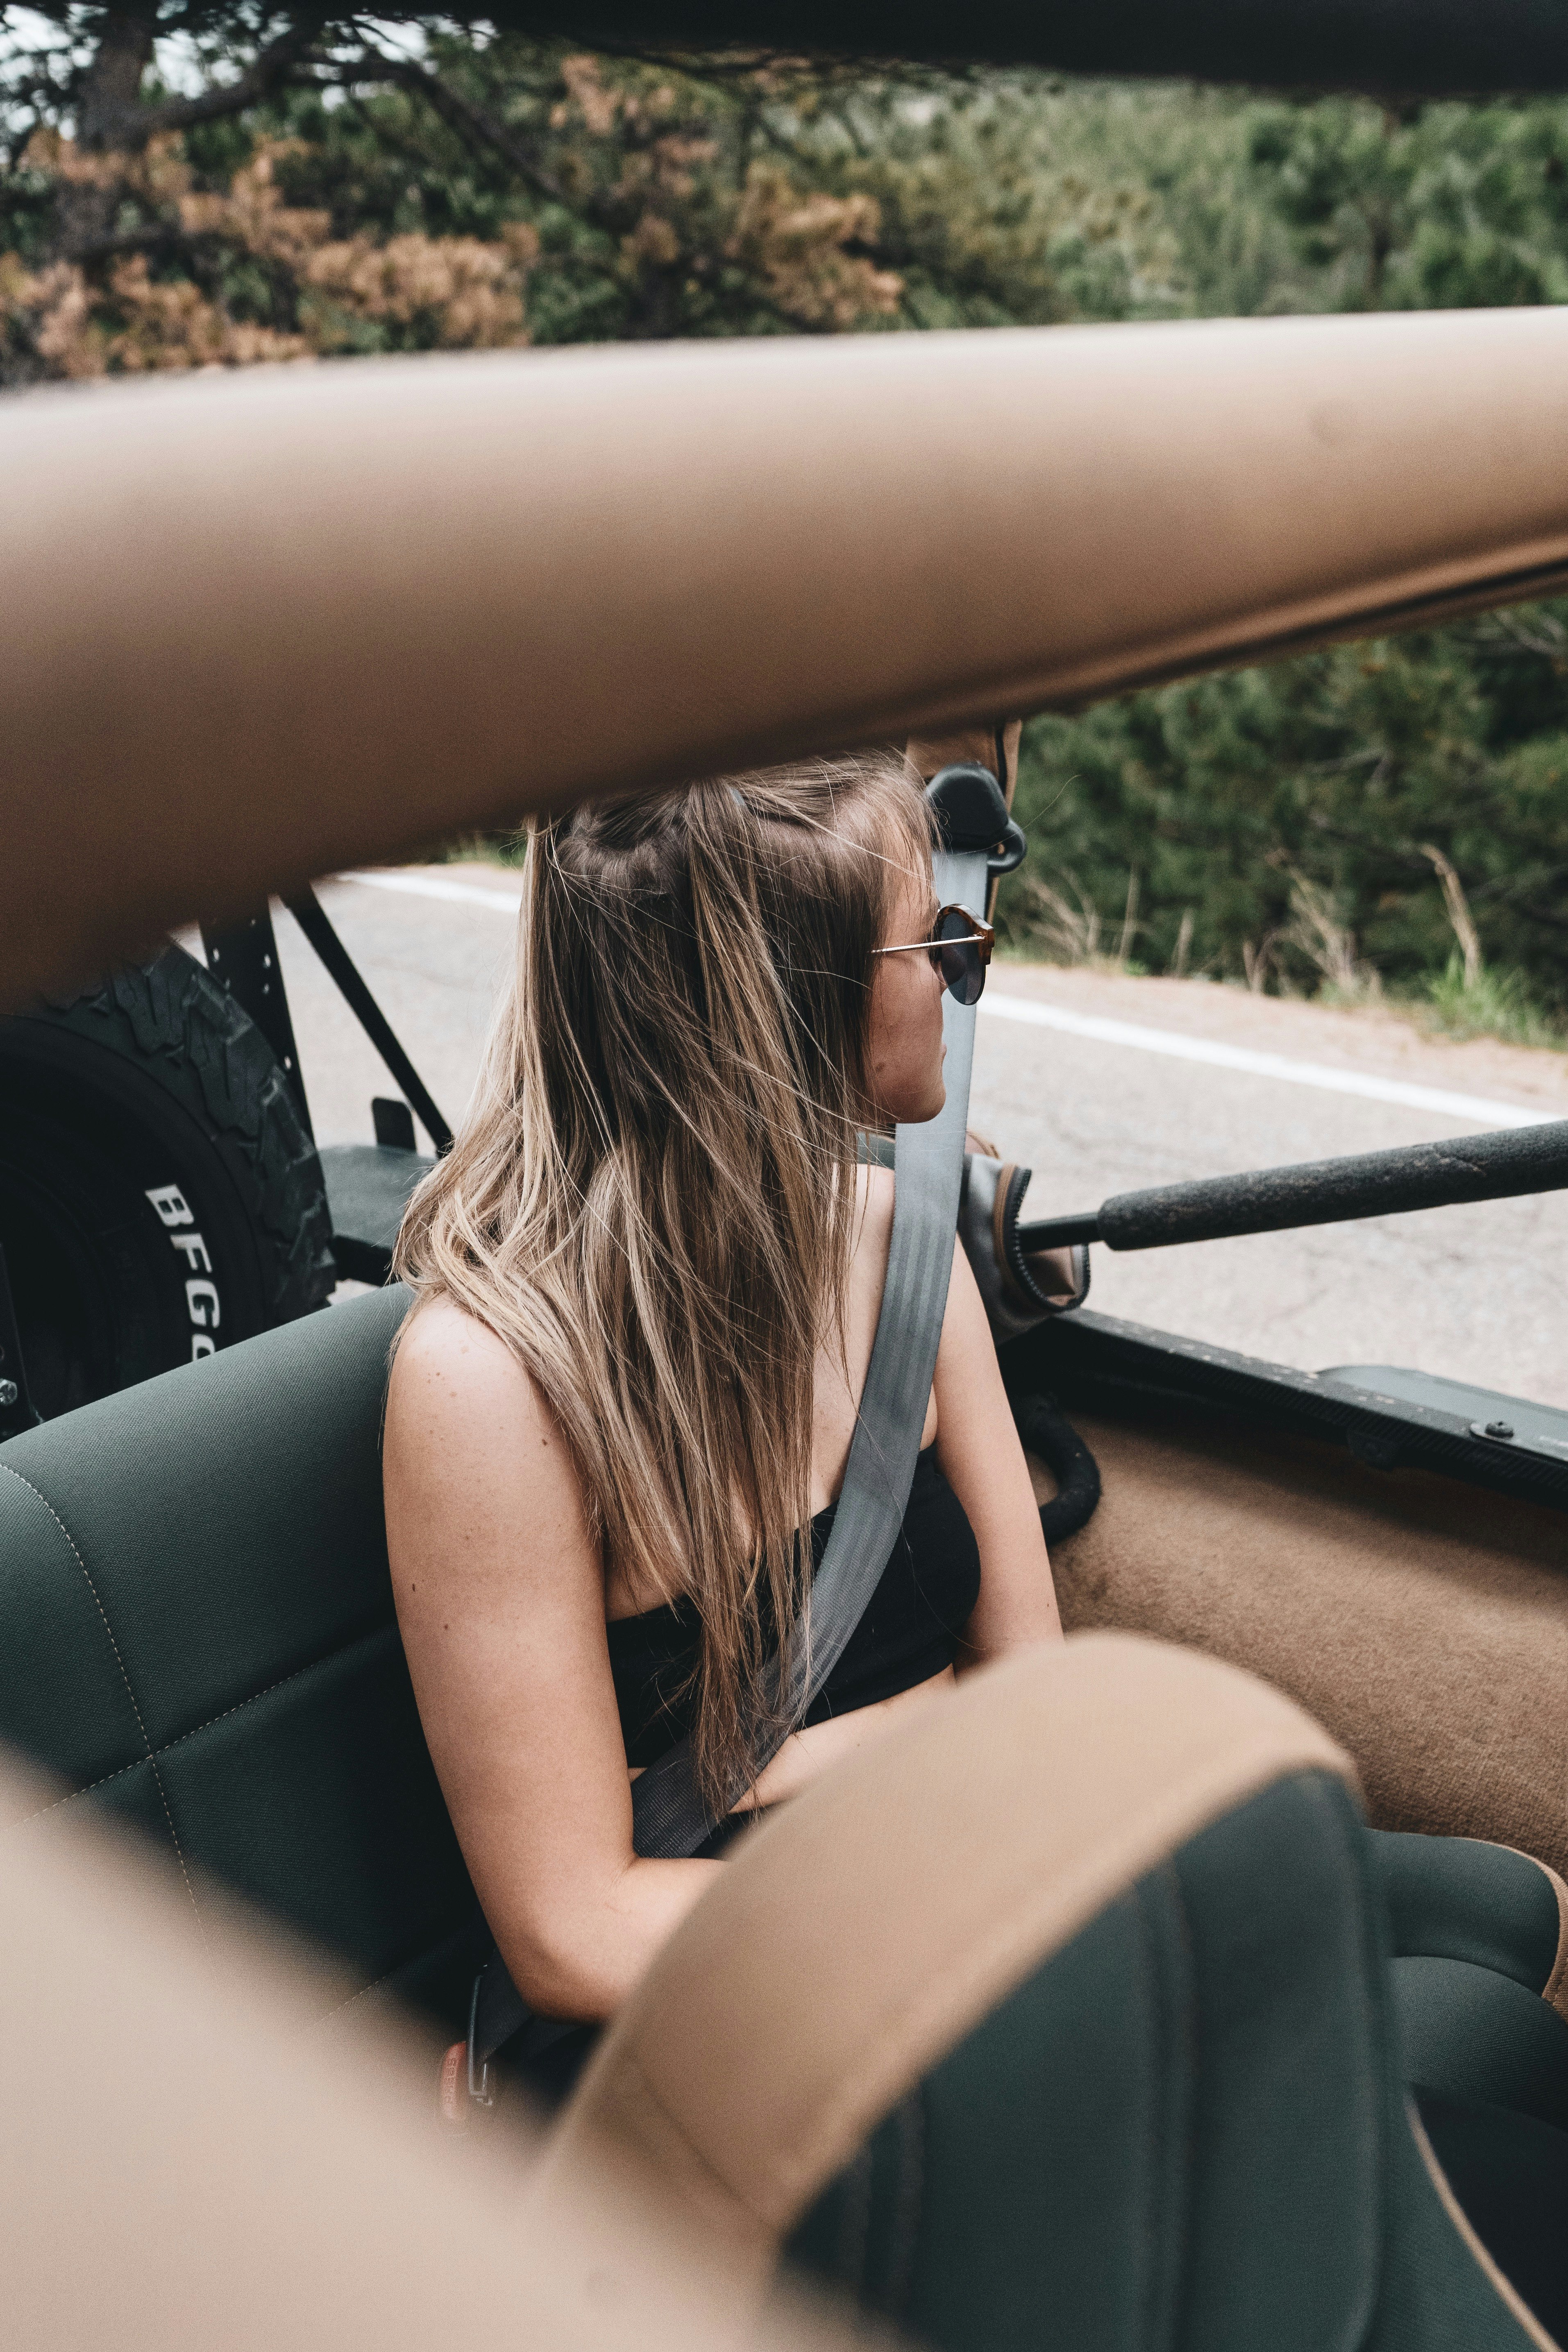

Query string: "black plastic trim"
[1002, 1309, 1568, 1518]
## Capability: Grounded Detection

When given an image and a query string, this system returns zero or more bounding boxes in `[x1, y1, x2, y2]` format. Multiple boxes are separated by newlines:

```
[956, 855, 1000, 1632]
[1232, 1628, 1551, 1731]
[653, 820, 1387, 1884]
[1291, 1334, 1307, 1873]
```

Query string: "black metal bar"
[472, 2, 1568, 102]
[0, 1242, 42, 1438]
[1019, 1118, 1568, 1256]
[284, 888, 453, 1154]
[1004, 1307, 1568, 1518]
[201, 910, 313, 1139]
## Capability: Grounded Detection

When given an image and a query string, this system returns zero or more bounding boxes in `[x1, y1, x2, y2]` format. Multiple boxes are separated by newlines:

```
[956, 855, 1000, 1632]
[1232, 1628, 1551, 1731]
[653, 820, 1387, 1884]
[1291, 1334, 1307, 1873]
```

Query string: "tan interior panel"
[1039, 1410, 1568, 1877]
[5, 307, 1568, 1003]
[905, 721, 1021, 794]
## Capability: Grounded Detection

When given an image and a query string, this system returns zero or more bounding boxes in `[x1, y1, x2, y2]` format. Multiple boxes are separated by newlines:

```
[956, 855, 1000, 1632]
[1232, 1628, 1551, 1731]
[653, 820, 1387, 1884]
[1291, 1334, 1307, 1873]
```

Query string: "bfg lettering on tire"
[0, 946, 335, 1421]
[145, 1183, 224, 1361]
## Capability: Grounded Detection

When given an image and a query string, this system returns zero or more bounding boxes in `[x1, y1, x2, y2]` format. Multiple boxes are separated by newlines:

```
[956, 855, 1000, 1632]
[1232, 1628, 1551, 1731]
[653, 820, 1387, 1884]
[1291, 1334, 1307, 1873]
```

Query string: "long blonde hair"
[394, 753, 935, 1808]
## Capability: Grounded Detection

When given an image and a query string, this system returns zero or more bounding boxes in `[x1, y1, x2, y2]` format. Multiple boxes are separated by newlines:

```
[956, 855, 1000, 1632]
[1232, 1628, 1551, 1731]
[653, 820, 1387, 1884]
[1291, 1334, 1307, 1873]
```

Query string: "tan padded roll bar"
[0, 1745, 849, 2352]
[534, 1633, 1355, 2317]
[5, 308, 1568, 1005]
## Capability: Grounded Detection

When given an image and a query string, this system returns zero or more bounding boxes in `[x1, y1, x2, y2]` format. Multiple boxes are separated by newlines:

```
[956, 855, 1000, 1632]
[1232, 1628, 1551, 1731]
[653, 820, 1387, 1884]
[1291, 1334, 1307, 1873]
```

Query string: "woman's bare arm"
[383, 1300, 718, 2023]
[931, 1243, 1062, 1661]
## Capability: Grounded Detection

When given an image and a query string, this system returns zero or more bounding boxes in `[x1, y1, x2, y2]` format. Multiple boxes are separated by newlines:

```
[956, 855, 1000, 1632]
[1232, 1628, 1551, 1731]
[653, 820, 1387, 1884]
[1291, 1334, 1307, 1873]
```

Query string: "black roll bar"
[1020, 1120, 1568, 1256]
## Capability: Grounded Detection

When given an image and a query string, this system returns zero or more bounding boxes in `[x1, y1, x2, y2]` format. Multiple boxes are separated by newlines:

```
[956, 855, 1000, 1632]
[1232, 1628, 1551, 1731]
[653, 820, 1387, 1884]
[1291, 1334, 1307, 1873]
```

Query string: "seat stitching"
[1301, 1774, 1384, 2345]
[312, 1904, 488, 2025]
[15, 1752, 145, 1821]
[11, 1622, 398, 1826]
[153, 1625, 397, 1762]
[1498, 1845, 1568, 2020]
[313, 1962, 402, 2023]
[0, 1461, 204, 1937]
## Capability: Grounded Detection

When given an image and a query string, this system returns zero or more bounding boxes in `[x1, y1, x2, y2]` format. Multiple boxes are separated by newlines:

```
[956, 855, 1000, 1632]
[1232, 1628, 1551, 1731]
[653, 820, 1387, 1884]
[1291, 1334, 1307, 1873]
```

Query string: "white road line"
[979, 995, 1556, 1130]
[334, 867, 1560, 1132]
[337, 869, 524, 912]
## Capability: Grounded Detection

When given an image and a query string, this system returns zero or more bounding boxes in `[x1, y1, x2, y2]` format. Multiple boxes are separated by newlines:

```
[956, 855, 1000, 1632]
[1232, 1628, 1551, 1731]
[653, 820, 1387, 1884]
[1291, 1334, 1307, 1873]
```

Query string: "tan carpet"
[1036, 1407, 1568, 1877]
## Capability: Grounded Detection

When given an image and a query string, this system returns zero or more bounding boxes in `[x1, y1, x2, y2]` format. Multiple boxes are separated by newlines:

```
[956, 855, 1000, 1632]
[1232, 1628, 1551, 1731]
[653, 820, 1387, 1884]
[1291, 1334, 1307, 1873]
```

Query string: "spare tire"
[0, 944, 336, 1424]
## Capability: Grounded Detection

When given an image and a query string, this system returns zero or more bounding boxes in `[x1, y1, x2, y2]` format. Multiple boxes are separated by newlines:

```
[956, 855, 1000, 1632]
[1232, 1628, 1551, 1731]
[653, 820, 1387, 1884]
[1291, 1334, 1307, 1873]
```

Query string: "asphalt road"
[261, 868, 1568, 1412]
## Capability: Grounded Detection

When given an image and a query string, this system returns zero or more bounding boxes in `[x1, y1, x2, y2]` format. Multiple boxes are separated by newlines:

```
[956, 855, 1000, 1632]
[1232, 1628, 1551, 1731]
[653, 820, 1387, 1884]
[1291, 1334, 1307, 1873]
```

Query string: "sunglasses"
[871, 904, 995, 1007]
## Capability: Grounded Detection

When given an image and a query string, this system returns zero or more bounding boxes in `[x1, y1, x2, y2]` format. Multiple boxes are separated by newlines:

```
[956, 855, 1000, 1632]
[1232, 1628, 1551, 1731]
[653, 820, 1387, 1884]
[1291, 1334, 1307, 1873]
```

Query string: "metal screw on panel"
[0, 1379, 17, 1408]
[1485, 1420, 1516, 1440]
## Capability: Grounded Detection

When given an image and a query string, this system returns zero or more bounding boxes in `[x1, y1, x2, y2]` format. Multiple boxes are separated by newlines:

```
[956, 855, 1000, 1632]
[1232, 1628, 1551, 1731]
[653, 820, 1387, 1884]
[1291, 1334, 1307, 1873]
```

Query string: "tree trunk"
[79, 10, 157, 146]
[54, 10, 156, 259]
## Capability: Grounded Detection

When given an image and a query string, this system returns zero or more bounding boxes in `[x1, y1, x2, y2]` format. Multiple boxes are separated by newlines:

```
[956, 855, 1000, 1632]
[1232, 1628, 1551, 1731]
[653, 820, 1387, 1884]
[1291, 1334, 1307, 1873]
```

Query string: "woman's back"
[382, 759, 1060, 2037]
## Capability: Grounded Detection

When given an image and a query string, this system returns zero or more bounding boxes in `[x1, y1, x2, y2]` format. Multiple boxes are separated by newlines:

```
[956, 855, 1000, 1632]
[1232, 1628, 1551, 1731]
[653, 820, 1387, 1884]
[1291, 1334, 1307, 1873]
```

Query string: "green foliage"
[967, 84, 1568, 1027]
[1007, 608, 1568, 1016]
[231, 50, 1194, 342]
[1245, 98, 1568, 311]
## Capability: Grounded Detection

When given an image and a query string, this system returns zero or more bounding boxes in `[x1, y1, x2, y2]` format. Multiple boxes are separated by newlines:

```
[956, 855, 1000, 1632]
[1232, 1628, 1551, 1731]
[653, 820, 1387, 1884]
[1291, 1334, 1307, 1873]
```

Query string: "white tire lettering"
[185, 1279, 220, 1329]
[144, 1184, 194, 1228]
[148, 1182, 224, 1355]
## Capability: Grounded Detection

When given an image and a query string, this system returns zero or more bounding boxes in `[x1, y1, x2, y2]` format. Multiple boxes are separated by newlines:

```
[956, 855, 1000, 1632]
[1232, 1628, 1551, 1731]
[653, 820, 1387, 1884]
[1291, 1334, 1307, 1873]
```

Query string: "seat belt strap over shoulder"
[786, 744, 1010, 1731]
[460, 734, 1021, 2108]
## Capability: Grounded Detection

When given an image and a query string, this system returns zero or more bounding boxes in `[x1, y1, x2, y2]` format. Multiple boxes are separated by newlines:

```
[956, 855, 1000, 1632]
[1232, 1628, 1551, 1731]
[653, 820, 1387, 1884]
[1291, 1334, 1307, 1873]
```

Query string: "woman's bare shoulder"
[384, 1295, 595, 1603]
[394, 1293, 517, 1383]
[387, 1298, 562, 1483]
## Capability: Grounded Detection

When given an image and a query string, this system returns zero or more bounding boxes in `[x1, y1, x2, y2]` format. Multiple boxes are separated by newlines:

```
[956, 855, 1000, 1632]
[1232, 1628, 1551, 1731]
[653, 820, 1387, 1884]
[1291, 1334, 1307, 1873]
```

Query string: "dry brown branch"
[92, 20, 325, 152]
[1242, 933, 1279, 994]
[1418, 842, 1484, 987]
[356, 46, 572, 210]
[1007, 871, 1103, 966]
[1116, 867, 1141, 968]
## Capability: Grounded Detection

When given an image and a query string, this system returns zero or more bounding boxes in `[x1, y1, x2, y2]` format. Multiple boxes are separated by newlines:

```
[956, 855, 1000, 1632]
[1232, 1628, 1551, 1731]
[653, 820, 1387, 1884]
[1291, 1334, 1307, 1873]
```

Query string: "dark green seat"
[0, 1287, 485, 2028]
[1373, 1830, 1566, 1998]
[789, 1773, 1566, 2350]
[1367, 1831, 1568, 2342]
[2, 1295, 1566, 2343]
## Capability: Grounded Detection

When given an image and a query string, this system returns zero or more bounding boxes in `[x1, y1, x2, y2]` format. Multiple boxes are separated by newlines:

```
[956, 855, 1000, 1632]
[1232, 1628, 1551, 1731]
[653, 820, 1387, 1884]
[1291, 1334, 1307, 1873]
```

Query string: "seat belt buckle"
[464, 1968, 499, 2111]
[437, 2039, 470, 2130]
[437, 1967, 502, 2129]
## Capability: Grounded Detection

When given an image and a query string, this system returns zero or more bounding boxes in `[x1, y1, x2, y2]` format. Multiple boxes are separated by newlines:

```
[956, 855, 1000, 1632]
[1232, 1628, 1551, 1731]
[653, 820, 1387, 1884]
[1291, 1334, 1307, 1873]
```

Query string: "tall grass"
[1420, 955, 1563, 1050]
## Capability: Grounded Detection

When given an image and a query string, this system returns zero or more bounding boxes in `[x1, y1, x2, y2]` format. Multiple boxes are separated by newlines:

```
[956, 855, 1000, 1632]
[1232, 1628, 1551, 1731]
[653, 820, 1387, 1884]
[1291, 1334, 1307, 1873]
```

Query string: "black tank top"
[606, 1445, 982, 1768]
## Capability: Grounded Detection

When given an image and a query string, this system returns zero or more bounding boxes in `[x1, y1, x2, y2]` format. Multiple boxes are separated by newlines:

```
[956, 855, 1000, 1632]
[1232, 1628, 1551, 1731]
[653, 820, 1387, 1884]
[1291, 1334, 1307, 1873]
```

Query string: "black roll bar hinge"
[924, 762, 1026, 875]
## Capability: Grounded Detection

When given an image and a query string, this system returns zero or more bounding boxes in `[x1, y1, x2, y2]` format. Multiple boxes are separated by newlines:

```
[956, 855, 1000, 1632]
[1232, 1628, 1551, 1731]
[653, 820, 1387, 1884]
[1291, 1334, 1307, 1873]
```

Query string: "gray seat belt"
[464, 765, 1012, 2103]
[632, 817, 990, 1850]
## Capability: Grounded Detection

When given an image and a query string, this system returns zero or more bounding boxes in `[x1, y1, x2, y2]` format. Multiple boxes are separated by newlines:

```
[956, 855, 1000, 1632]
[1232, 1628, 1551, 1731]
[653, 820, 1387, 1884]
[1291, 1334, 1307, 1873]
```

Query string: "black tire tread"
[50, 948, 335, 1322]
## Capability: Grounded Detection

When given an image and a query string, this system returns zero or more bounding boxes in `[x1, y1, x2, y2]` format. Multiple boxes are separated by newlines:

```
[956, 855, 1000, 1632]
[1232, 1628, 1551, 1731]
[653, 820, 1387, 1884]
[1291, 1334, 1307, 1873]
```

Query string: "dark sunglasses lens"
[935, 910, 985, 1007]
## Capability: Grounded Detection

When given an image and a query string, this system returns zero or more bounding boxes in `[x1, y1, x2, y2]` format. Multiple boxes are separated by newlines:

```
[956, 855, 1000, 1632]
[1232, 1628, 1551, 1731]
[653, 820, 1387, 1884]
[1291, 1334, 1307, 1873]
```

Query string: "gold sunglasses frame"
[871, 905, 996, 994]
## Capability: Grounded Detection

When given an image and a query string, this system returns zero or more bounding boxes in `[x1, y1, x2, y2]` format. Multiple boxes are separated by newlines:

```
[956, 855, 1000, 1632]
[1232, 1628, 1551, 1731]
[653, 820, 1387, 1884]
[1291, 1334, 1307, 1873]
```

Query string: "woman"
[384, 752, 1060, 2091]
